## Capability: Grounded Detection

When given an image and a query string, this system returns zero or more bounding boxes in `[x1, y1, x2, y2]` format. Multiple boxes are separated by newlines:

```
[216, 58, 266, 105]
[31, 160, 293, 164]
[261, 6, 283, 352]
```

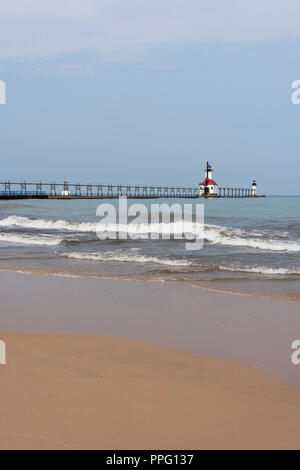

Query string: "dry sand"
[0, 331, 300, 450]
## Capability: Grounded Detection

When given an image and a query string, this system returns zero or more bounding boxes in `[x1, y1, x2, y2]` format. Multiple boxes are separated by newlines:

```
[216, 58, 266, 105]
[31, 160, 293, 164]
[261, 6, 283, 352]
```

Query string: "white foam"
[0, 216, 98, 232]
[0, 215, 203, 235]
[220, 265, 300, 275]
[1, 215, 299, 252]
[205, 225, 300, 252]
[0, 233, 63, 246]
[60, 251, 192, 267]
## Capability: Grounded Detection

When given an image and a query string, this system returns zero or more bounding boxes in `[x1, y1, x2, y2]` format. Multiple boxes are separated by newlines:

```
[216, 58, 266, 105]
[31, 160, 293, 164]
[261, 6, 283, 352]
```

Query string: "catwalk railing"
[0, 181, 257, 199]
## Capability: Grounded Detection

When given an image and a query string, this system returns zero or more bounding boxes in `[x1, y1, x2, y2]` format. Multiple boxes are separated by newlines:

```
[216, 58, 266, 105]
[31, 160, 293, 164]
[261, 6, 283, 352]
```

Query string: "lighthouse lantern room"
[199, 162, 218, 197]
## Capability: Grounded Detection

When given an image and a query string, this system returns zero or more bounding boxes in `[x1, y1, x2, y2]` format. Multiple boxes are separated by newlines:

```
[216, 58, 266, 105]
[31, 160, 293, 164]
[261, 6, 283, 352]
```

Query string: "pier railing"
[0, 181, 257, 199]
[218, 187, 253, 197]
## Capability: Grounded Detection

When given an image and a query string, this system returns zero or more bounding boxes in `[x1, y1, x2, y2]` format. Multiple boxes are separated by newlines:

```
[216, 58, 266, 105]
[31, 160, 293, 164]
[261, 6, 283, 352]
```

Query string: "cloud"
[1, 0, 300, 64]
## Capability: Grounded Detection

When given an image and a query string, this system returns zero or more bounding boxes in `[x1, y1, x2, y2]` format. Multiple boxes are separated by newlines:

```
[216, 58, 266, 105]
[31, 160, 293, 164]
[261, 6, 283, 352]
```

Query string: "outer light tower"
[252, 179, 257, 197]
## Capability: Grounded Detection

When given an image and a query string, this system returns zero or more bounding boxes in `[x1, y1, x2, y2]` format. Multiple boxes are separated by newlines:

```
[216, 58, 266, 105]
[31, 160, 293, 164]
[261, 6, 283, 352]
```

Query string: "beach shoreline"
[0, 270, 300, 449]
[0, 265, 299, 302]
[0, 270, 299, 384]
[0, 331, 300, 450]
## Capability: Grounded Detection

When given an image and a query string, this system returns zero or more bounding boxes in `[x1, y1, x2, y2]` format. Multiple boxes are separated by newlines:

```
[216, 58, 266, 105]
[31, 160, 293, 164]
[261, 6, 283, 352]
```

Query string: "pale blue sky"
[0, 1, 300, 194]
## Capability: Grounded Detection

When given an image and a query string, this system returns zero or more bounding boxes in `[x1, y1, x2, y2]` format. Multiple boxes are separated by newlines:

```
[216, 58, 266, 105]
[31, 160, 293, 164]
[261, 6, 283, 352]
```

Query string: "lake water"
[0, 196, 299, 300]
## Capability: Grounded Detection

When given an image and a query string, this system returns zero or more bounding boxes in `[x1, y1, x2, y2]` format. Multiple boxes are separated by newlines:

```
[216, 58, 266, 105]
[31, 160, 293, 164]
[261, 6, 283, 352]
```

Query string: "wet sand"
[0, 271, 299, 384]
[0, 331, 300, 450]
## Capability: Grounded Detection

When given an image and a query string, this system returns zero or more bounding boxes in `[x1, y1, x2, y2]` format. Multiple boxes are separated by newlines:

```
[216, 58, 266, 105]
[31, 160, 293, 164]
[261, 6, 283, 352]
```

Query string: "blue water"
[0, 196, 299, 299]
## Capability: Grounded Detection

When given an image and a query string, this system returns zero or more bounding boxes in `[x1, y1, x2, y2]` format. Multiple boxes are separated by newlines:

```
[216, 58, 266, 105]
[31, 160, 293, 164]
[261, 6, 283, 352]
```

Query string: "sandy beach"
[0, 271, 300, 449]
[0, 271, 299, 384]
[0, 331, 300, 450]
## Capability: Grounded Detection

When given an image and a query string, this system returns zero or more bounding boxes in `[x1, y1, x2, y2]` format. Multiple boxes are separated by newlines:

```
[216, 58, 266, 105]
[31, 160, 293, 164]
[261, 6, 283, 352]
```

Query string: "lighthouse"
[199, 162, 218, 196]
[252, 179, 257, 197]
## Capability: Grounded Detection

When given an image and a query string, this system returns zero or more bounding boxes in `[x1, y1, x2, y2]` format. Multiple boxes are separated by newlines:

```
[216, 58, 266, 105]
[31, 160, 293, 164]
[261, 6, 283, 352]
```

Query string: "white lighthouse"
[199, 162, 218, 196]
[252, 179, 257, 197]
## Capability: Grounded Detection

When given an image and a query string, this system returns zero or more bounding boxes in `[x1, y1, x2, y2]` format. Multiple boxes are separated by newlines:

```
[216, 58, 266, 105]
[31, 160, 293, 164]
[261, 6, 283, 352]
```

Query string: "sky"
[0, 1, 300, 194]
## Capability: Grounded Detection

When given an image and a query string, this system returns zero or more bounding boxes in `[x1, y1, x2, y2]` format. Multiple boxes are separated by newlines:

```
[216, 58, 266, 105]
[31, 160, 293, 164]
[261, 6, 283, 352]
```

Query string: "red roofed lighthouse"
[199, 162, 218, 197]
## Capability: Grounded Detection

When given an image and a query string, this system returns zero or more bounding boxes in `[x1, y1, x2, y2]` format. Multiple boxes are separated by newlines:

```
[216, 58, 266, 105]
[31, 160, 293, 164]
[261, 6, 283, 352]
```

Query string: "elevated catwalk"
[0, 181, 265, 200]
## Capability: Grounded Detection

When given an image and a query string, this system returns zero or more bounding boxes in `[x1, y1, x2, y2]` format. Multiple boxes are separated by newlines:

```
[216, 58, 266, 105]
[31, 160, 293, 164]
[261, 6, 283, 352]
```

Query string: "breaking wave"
[0, 216, 99, 232]
[0, 215, 299, 252]
[220, 266, 300, 275]
[0, 215, 201, 236]
[0, 233, 63, 246]
[205, 225, 300, 252]
[59, 251, 193, 267]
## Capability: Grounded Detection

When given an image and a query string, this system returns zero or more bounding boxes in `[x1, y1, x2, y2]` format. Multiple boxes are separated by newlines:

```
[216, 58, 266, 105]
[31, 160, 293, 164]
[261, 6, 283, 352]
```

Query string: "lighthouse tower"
[252, 179, 257, 197]
[199, 162, 218, 196]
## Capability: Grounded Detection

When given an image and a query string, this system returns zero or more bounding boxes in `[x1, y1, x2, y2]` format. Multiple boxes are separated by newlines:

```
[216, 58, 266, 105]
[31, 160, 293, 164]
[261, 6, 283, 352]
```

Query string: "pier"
[0, 181, 264, 200]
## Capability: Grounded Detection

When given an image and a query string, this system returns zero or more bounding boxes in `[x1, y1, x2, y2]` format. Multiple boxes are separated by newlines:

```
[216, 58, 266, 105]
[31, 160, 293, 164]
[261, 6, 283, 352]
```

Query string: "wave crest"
[205, 225, 300, 252]
[59, 251, 193, 267]
[0, 233, 63, 246]
[1, 215, 299, 252]
[220, 265, 300, 275]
